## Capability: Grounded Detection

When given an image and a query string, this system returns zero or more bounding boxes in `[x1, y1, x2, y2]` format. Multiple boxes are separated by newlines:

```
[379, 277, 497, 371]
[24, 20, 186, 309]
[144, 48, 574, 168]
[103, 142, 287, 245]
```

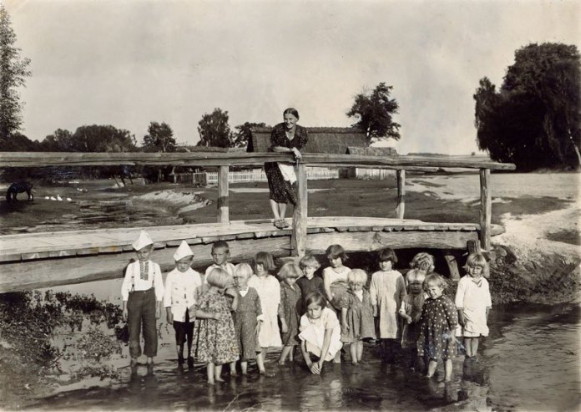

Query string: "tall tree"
[233, 121, 267, 149]
[474, 43, 581, 170]
[69, 125, 136, 152]
[197, 108, 233, 148]
[142, 121, 176, 152]
[347, 82, 401, 141]
[41, 128, 74, 151]
[0, 6, 31, 140]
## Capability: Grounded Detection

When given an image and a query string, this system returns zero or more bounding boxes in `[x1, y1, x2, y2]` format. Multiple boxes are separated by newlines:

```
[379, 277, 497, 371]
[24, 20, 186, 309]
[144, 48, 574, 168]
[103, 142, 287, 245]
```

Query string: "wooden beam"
[217, 165, 229, 223]
[292, 162, 308, 257]
[444, 253, 461, 281]
[396, 169, 405, 219]
[479, 168, 492, 251]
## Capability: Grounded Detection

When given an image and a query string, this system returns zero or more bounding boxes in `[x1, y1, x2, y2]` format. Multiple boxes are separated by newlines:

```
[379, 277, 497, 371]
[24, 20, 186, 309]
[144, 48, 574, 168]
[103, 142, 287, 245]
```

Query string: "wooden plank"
[444, 253, 461, 281]
[480, 168, 492, 251]
[217, 165, 229, 223]
[292, 162, 308, 257]
[396, 169, 405, 219]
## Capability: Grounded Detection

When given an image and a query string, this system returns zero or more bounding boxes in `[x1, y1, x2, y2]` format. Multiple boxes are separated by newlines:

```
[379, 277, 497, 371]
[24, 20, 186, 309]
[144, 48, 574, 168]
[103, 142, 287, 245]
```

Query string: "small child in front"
[121, 230, 164, 374]
[164, 240, 202, 368]
[369, 248, 406, 363]
[231, 263, 265, 375]
[296, 254, 325, 314]
[193, 268, 239, 384]
[455, 253, 491, 360]
[418, 274, 458, 382]
[339, 269, 376, 365]
[278, 262, 303, 365]
[299, 292, 342, 375]
[399, 273, 425, 371]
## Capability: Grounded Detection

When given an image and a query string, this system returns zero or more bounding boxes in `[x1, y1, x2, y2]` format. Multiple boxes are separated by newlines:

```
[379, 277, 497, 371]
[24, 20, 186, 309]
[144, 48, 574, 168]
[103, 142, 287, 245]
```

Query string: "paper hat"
[174, 240, 194, 261]
[132, 230, 154, 250]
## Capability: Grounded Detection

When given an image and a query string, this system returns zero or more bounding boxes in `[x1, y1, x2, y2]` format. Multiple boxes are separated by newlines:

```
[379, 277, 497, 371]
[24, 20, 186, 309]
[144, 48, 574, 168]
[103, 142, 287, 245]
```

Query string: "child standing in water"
[193, 268, 239, 384]
[121, 231, 164, 375]
[164, 241, 202, 368]
[323, 245, 351, 312]
[339, 269, 376, 365]
[297, 254, 325, 314]
[406, 252, 435, 288]
[455, 253, 491, 360]
[399, 273, 426, 371]
[278, 262, 303, 365]
[369, 248, 406, 363]
[299, 292, 343, 374]
[231, 263, 265, 375]
[418, 274, 458, 382]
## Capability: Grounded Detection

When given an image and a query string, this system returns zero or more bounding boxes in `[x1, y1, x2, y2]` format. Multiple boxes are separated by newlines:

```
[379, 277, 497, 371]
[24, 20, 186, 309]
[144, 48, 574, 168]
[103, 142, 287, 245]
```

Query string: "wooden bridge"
[0, 151, 515, 292]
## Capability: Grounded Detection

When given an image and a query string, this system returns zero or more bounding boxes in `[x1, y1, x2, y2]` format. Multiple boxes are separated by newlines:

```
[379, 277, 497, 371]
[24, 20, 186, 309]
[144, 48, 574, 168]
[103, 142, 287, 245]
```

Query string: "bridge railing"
[0, 151, 516, 254]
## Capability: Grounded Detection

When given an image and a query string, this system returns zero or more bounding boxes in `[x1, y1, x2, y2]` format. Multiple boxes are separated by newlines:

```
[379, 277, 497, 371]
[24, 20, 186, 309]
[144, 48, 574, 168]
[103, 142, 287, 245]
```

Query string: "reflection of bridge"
[0, 151, 515, 292]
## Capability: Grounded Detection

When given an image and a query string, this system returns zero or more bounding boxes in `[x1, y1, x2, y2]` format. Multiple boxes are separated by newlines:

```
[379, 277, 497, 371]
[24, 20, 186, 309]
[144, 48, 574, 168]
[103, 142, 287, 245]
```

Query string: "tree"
[40, 129, 74, 151]
[0, 6, 31, 141]
[347, 82, 401, 141]
[474, 43, 581, 171]
[233, 121, 267, 149]
[142, 122, 176, 152]
[0, 131, 40, 151]
[197, 108, 233, 148]
[70, 125, 137, 153]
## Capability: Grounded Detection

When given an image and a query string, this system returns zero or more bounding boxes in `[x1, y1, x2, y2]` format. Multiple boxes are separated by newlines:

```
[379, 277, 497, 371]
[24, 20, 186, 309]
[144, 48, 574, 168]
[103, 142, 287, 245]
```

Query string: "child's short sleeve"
[322, 308, 340, 330]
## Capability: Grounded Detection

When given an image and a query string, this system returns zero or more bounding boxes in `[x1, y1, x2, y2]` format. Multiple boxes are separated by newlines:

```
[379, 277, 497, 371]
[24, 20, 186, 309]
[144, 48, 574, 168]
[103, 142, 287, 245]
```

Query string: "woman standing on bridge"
[264, 108, 308, 229]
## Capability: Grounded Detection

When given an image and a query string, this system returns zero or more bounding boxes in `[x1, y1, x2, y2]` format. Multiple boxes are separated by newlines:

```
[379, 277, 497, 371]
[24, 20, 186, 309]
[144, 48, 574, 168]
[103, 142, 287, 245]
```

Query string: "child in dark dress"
[278, 262, 303, 365]
[297, 254, 325, 314]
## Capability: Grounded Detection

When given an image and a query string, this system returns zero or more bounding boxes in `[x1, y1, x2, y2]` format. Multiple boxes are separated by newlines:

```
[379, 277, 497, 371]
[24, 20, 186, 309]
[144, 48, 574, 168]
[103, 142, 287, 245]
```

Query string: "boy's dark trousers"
[127, 288, 157, 358]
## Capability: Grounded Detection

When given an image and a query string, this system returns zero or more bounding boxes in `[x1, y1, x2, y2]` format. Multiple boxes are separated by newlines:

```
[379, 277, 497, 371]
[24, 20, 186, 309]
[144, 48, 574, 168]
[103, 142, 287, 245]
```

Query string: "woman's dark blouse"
[269, 123, 309, 151]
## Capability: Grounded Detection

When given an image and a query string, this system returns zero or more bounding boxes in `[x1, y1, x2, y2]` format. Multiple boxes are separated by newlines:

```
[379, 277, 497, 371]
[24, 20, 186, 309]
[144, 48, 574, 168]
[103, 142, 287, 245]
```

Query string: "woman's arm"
[193, 309, 219, 320]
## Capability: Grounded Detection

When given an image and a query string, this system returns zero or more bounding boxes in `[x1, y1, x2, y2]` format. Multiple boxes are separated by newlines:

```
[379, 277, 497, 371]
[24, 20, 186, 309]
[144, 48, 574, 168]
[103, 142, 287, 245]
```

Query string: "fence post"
[479, 168, 491, 251]
[396, 169, 405, 219]
[218, 165, 229, 223]
[292, 161, 308, 257]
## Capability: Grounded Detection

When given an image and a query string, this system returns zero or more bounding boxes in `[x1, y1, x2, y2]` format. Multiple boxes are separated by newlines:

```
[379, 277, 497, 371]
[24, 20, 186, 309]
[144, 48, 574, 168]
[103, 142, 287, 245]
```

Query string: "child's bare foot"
[278, 360, 286, 366]
[241, 371, 247, 376]
[259, 368, 266, 375]
[230, 372, 238, 377]
[215, 377, 225, 383]
[208, 379, 215, 385]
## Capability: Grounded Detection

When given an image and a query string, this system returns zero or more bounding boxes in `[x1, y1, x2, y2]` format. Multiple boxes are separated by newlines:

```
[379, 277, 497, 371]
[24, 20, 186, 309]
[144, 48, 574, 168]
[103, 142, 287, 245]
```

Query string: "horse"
[6, 182, 34, 202]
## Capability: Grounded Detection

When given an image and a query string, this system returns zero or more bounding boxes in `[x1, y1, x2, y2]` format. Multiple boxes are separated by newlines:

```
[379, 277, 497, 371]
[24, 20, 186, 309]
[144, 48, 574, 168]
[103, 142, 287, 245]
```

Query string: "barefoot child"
[193, 268, 239, 384]
[204, 240, 236, 283]
[121, 230, 164, 374]
[339, 269, 376, 365]
[455, 253, 491, 359]
[399, 273, 425, 370]
[369, 248, 406, 363]
[299, 292, 342, 375]
[323, 244, 351, 312]
[164, 241, 202, 368]
[231, 263, 265, 375]
[418, 274, 458, 382]
[296, 254, 325, 314]
[406, 252, 435, 288]
[278, 262, 303, 364]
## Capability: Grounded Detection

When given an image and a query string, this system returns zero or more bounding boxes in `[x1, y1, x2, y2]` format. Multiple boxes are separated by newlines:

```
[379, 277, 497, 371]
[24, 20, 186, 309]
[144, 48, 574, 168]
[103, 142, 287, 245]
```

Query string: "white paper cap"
[174, 240, 194, 261]
[132, 230, 154, 250]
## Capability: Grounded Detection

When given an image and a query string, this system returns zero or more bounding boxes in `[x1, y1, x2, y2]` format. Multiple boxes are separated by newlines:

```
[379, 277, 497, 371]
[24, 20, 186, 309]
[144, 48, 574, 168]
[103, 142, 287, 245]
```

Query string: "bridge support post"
[479, 168, 491, 251]
[218, 165, 229, 223]
[292, 161, 308, 257]
[396, 169, 405, 219]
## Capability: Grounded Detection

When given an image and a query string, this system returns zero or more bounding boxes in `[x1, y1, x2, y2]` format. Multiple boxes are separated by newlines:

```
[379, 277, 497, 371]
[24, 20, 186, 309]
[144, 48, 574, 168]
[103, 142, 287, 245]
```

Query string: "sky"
[4, 0, 580, 154]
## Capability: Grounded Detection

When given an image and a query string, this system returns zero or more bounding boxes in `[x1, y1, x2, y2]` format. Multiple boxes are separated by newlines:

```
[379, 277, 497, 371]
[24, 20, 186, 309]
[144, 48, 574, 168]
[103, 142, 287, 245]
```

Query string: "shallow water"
[25, 300, 579, 411]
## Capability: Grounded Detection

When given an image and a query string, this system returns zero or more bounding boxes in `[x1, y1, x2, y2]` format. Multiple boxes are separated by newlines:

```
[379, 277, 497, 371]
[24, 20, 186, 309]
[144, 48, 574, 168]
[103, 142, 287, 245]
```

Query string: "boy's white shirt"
[204, 262, 236, 283]
[121, 260, 164, 301]
[164, 267, 202, 322]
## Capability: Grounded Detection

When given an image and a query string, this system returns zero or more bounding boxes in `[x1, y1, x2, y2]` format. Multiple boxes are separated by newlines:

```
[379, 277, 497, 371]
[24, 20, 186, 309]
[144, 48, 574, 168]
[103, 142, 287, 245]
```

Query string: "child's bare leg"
[257, 351, 266, 374]
[444, 359, 453, 382]
[215, 364, 224, 382]
[229, 361, 237, 376]
[356, 341, 364, 362]
[426, 360, 437, 378]
[333, 350, 341, 363]
[349, 343, 358, 364]
[279, 346, 292, 365]
[241, 361, 248, 375]
[289, 346, 294, 361]
[207, 362, 215, 385]
[471, 337, 480, 357]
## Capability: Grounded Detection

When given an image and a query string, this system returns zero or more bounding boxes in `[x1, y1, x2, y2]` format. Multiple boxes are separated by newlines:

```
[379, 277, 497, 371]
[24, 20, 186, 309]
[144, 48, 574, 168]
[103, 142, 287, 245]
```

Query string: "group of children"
[122, 230, 492, 384]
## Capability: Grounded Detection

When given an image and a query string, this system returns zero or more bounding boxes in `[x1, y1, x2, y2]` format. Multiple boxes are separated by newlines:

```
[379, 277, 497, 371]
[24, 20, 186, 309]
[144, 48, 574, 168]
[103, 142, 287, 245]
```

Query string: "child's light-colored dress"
[233, 287, 262, 361]
[338, 288, 376, 343]
[405, 269, 426, 288]
[399, 292, 425, 348]
[369, 269, 406, 339]
[279, 281, 301, 346]
[455, 276, 492, 337]
[417, 295, 458, 361]
[298, 307, 342, 361]
[248, 274, 282, 348]
[192, 288, 239, 364]
[323, 266, 351, 310]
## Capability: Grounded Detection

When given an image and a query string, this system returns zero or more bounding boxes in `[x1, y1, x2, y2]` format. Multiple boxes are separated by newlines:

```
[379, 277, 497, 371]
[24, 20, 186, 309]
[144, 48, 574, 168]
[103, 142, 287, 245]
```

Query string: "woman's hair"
[466, 253, 488, 269]
[206, 268, 231, 289]
[283, 107, 299, 120]
[326, 244, 348, 262]
[278, 262, 302, 279]
[211, 240, 229, 253]
[253, 251, 276, 273]
[409, 252, 435, 272]
[378, 248, 398, 264]
[348, 269, 368, 285]
[234, 263, 253, 279]
[299, 254, 320, 269]
[304, 291, 327, 309]
[423, 273, 447, 291]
